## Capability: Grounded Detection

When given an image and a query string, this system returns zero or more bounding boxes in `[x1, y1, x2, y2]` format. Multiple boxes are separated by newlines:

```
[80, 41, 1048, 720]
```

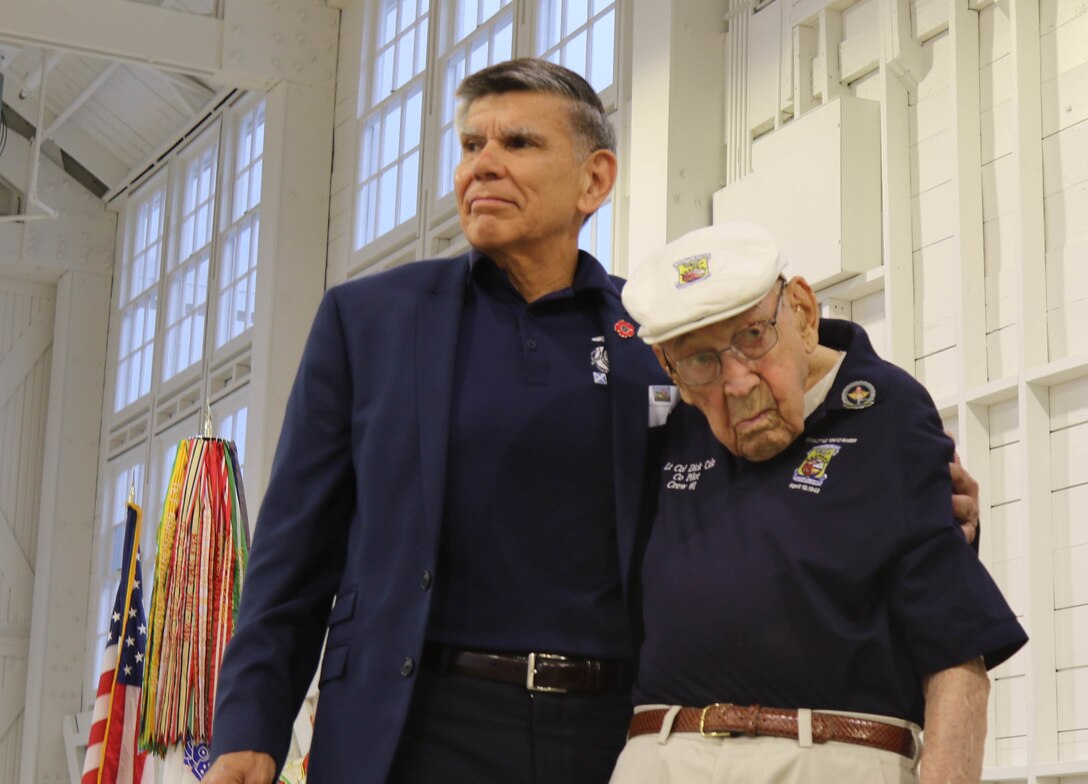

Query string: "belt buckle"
[526, 652, 569, 693]
[699, 703, 737, 738]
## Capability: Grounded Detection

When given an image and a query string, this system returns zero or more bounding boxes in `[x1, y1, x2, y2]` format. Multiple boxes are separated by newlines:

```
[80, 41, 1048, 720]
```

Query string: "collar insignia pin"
[841, 380, 876, 409]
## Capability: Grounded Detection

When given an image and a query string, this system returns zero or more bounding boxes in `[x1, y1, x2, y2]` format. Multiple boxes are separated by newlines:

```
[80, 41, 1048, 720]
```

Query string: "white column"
[627, 0, 728, 272]
[19, 270, 110, 784]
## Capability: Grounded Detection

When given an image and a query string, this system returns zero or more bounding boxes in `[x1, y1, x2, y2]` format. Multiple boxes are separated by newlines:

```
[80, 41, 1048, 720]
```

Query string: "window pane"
[415, 17, 429, 74]
[564, 30, 587, 77]
[382, 104, 402, 168]
[372, 0, 428, 101]
[495, 16, 513, 60]
[590, 9, 615, 90]
[538, 0, 562, 52]
[217, 214, 260, 346]
[356, 83, 423, 246]
[399, 151, 420, 223]
[579, 196, 613, 273]
[567, 0, 588, 32]
[405, 89, 423, 150]
[436, 9, 514, 199]
[378, 167, 398, 236]
[458, 0, 475, 40]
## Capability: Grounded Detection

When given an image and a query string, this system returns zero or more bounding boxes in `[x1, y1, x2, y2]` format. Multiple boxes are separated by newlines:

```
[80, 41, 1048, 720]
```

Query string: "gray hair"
[455, 58, 616, 158]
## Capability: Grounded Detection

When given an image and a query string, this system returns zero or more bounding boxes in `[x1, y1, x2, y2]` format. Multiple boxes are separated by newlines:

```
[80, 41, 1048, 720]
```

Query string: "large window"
[217, 101, 265, 348]
[162, 139, 217, 383]
[87, 93, 266, 707]
[114, 182, 165, 412]
[351, 0, 621, 273]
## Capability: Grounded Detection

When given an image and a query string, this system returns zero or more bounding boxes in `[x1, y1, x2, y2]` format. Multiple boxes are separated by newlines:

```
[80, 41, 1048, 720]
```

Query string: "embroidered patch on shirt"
[614, 319, 635, 339]
[663, 457, 718, 491]
[789, 444, 842, 494]
[674, 253, 711, 288]
[841, 380, 876, 409]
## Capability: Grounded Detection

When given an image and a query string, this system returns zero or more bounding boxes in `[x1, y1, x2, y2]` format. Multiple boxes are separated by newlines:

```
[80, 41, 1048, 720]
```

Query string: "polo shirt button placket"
[401, 657, 414, 677]
[420, 570, 432, 590]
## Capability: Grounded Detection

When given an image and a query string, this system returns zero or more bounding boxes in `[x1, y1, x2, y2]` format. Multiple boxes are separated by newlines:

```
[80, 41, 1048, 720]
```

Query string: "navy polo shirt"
[633, 319, 1027, 724]
[426, 251, 630, 659]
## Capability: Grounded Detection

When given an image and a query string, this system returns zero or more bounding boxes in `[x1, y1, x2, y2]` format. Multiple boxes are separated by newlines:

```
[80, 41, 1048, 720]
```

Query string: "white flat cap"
[622, 221, 786, 345]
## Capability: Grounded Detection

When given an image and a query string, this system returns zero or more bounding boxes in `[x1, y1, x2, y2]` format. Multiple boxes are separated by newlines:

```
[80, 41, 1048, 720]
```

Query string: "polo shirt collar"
[467, 248, 614, 299]
[816, 319, 890, 415]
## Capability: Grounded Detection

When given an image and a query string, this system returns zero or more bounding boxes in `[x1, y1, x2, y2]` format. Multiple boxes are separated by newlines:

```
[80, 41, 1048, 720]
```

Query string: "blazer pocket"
[327, 590, 357, 627]
[319, 642, 349, 685]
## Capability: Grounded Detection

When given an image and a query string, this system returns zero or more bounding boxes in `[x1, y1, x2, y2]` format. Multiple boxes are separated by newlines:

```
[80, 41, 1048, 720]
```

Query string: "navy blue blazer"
[210, 253, 669, 781]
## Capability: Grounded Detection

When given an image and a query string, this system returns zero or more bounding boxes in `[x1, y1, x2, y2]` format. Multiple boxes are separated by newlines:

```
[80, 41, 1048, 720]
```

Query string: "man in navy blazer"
[207, 59, 669, 784]
[206, 58, 980, 784]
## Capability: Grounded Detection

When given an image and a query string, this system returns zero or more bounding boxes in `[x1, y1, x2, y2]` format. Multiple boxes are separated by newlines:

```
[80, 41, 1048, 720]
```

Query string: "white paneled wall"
[0, 279, 54, 784]
[713, 0, 1088, 779]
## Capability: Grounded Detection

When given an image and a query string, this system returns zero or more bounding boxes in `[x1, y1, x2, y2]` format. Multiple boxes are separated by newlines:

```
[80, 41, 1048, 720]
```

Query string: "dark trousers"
[388, 667, 632, 783]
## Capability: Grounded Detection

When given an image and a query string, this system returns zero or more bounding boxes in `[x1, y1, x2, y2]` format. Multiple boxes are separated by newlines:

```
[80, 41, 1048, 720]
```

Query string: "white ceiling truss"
[0, 0, 338, 206]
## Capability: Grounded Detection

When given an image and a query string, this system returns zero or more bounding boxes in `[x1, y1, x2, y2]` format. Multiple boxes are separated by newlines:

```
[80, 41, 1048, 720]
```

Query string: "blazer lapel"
[415, 257, 470, 549]
[600, 294, 654, 597]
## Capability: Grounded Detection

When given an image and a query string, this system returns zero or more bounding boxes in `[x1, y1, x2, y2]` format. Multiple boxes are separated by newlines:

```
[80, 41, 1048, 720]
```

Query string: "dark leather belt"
[421, 645, 634, 693]
[628, 704, 916, 759]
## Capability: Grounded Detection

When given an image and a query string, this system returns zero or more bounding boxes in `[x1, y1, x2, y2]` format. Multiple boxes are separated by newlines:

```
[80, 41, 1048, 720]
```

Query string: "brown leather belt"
[628, 704, 916, 759]
[421, 645, 634, 693]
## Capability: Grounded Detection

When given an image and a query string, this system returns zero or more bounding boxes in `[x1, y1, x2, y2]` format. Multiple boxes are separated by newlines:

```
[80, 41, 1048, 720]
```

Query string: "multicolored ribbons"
[140, 437, 250, 755]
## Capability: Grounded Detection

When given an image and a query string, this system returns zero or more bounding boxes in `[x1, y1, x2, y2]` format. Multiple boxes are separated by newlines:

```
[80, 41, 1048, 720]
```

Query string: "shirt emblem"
[614, 319, 635, 339]
[674, 253, 711, 288]
[789, 444, 841, 493]
[841, 380, 876, 409]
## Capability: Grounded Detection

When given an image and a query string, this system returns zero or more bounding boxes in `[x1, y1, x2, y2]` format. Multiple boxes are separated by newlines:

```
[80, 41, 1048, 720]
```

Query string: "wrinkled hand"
[203, 751, 277, 784]
[949, 449, 979, 545]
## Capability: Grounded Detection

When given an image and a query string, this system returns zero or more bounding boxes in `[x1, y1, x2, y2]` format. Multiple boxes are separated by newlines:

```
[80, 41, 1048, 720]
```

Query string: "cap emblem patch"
[674, 254, 711, 289]
[841, 380, 876, 409]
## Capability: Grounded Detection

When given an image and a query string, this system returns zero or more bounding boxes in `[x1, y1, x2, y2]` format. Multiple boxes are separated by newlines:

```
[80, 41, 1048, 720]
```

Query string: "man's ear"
[652, 345, 671, 375]
[787, 276, 820, 352]
[577, 149, 618, 217]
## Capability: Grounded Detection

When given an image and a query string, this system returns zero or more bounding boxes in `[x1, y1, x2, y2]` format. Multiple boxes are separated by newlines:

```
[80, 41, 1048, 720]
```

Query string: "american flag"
[82, 502, 154, 784]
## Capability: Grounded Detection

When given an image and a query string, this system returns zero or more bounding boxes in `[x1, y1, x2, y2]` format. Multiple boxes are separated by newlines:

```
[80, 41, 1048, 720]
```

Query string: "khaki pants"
[609, 706, 921, 784]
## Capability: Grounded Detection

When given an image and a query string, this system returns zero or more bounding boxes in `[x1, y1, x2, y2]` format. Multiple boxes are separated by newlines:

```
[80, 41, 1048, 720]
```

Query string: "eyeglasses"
[665, 279, 787, 387]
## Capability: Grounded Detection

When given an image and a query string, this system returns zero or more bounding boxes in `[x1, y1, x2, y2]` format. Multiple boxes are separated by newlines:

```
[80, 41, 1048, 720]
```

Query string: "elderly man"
[612, 222, 1027, 783]
[205, 61, 983, 784]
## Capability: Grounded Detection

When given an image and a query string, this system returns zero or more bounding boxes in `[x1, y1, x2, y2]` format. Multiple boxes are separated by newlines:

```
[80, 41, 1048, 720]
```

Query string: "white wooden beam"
[877, 43, 916, 371]
[0, 0, 227, 83]
[1009, 0, 1057, 768]
[42, 61, 120, 141]
[0, 654, 28, 739]
[948, 0, 986, 389]
[0, 0, 340, 91]
[0, 504, 34, 609]
[0, 295, 54, 406]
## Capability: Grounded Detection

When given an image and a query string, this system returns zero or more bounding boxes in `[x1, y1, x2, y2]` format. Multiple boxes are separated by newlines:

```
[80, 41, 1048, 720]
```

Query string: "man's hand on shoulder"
[948, 446, 980, 545]
[204, 751, 277, 784]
